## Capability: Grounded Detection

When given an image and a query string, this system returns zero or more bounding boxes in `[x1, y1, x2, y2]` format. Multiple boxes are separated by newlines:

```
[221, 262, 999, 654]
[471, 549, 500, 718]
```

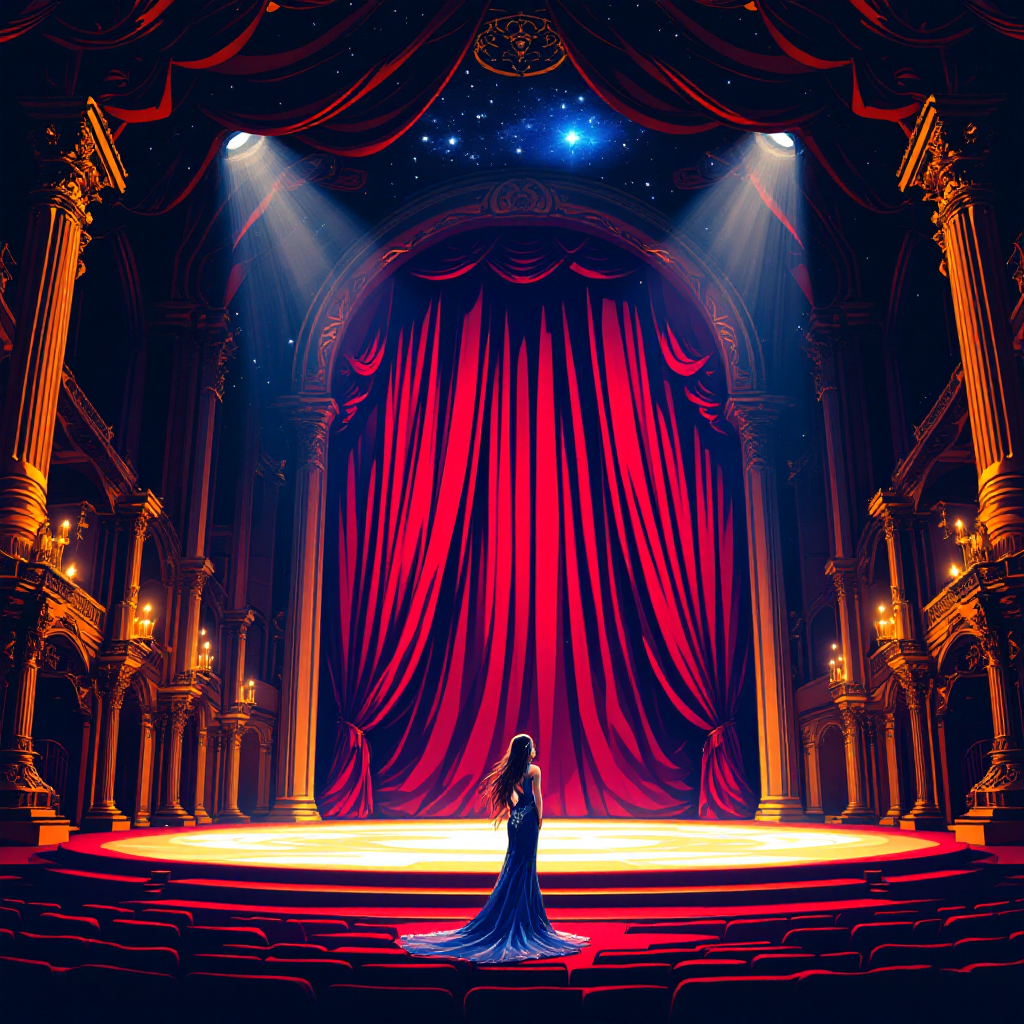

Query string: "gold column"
[953, 594, 1024, 843]
[869, 492, 916, 640]
[726, 397, 804, 821]
[0, 99, 125, 558]
[134, 710, 155, 827]
[880, 711, 903, 825]
[152, 690, 199, 826]
[801, 726, 824, 819]
[891, 658, 945, 829]
[899, 95, 1024, 555]
[111, 493, 161, 641]
[267, 397, 337, 821]
[217, 713, 250, 822]
[191, 722, 211, 825]
[81, 664, 133, 831]
[826, 562, 876, 823]
[0, 597, 70, 843]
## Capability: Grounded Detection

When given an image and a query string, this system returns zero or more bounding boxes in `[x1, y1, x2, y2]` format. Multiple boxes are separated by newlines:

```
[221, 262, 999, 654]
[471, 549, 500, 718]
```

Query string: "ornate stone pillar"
[254, 736, 273, 818]
[801, 726, 824, 819]
[0, 597, 70, 843]
[869, 492, 916, 640]
[899, 96, 1024, 555]
[81, 663, 133, 831]
[152, 689, 199, 827]
[134, 710, 155, 827]
[0, 99, 126, 559]
[725, 397, 804, 821]
[217, 713, 250, 823]
[172, 558, 214, 683]
[953, 595, 1024, 843]
[267, 397, 337, 821]
[111, 493, 161, 641]
[879, 711, 903, 825]
[191, 722, 211, 825]
[222, 610, 254, 709]
[826, 563, 876, 823]
[890, 655, 945, 829]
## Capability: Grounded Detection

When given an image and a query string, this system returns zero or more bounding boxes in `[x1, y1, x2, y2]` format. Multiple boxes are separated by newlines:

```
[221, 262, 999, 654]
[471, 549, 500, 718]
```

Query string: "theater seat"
[65, 964, 179, 1024]
[321, 946, 409, 966]
[0, 957, 62, 1024]
[230, 917, 305, 945]
[581, 984, 670, 1023]
[570, 963, 671, 987]
[671, 958, 748, 983]
[182, 972, 317, 1024]
[951, 936, 1014, 967]
[190, 953, 266, 974]
[722, 917, 790, 944]
[141, 908, 194, 929]
[188, 925, 269, 953]
[358, 961, 461, 992]
[350, 921, 400, 938]
[0, 905, 22, 931]
[263, 942, 331, 958]
[671, 976, 795, 1024]
[324, 984, 457, 1023]
[473, 963, 568, 987]
[701, 944, 799, 961]
[912, 919, 942, 943]
[850, 921, 914, 954]
[817, 952, 860, 972]
[795, 966, 937, 1024]
[106, 919, 180, 949]
[941, 914, 999, 942]
[0, 927, 13, 954]
[35, 913, 101, 939]
[16, 931, 87, 966]
[81, 905, 131, 926]
[82, 939, 179, 975]
[464, 985, 583, 1024]
[866, 943, 952, 970]
[781, 927, 850, 954]
[289, 918, 349, 938]
[750, 952, 815, 975]
[320, 931, 395, 948]
[263, 956, 354, 992]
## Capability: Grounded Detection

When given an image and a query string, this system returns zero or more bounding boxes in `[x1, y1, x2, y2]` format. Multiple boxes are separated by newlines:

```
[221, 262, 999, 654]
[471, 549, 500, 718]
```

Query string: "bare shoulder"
[528, 764, 541, 779]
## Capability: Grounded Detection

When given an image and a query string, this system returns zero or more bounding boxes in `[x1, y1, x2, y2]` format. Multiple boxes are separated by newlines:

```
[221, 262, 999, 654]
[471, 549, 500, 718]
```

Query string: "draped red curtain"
[319, 230, 755, 820]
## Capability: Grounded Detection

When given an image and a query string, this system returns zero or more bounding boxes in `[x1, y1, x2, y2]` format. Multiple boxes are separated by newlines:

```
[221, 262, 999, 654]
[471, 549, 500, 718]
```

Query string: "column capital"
[176, 557, 214, 597]
[725, 395, 791, 473]
[868, 489, 914, 524]
[22, 97, 127, 232]
[898, 95, 1003, 215]
[825, 557, 860, 597]
[223, 609, 255, 636]
[200, 315, 236, 402]
[276, 396, 339, 473]
[115, 489, 163, 523]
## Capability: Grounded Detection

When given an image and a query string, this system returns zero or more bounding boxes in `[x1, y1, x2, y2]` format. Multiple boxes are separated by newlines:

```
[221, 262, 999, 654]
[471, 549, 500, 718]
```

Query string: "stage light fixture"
[226, 132, 264, 155]
[757, 132, 795, 155]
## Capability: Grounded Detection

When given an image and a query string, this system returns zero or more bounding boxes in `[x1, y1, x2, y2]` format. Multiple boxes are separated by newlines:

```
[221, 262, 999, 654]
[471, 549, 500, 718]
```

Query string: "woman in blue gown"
[401, 734, 589, 963]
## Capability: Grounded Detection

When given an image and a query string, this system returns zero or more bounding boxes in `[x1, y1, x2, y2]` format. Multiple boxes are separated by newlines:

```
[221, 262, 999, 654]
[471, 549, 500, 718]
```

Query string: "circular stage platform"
[41, 820, 984, 918]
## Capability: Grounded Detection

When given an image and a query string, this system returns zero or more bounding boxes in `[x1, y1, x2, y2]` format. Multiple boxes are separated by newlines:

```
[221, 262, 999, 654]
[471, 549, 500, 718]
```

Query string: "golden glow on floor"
[103, 821, 940, 874]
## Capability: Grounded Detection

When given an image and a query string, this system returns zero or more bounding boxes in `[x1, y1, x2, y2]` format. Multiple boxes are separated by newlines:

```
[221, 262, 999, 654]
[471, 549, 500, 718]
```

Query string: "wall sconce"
[66, 564, 77, 580]
[198, 628, 214, 672]
[828, 642, 846, 684]
[240, 679, 257, 707]
[953, 517, 993, 572]
[950, 564, 961, 580]
[134, 604, 155, 640]
[874, 604, 896, 642]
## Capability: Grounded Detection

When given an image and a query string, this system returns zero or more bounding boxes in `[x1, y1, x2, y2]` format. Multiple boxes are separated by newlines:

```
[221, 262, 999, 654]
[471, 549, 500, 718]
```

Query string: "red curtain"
[320, 231, 754, 820]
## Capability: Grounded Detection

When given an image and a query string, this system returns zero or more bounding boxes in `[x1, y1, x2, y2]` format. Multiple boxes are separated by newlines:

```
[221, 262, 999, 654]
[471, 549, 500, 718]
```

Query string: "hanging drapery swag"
[319, 230, 756, 820]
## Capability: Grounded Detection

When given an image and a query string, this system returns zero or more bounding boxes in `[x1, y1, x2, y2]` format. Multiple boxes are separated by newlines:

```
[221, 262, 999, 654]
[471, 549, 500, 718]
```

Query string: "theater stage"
[40, 820, 983, 920]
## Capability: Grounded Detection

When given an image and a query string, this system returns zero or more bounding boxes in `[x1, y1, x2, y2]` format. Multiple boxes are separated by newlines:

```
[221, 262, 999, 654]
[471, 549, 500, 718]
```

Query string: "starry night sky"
[354, 54, 738, 222]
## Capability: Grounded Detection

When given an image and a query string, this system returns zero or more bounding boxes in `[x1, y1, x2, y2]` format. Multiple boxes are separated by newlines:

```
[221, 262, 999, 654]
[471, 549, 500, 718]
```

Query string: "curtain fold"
[320, 230, 754, 820]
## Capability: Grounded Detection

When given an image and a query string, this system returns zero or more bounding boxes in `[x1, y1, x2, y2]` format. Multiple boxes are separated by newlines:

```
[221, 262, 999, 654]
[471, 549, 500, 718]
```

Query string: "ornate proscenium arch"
[271, 174, 803, 825]
[294, 174, 763, 397]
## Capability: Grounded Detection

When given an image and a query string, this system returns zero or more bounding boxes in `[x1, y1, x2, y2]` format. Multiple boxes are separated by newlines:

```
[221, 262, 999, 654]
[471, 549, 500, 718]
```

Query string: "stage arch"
[269, 175, 804, 825]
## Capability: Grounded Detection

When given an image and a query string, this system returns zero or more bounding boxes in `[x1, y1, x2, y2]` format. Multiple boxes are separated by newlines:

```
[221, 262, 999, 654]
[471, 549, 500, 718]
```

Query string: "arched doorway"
[819, 724, 848, 817]
[271, 174, 802, 826]
[238, 729, 261, 817]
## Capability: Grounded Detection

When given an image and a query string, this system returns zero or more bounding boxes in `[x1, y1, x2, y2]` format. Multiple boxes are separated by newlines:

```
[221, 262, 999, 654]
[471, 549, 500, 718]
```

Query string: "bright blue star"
[565, 131, 580, 145]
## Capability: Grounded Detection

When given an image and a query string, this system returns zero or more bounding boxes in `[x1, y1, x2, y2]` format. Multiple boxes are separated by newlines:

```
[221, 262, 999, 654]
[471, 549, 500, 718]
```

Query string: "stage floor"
[98, 820, 943, 875]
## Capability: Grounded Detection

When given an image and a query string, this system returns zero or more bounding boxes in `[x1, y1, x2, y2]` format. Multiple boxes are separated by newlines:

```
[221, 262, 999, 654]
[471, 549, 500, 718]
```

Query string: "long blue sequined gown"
[400, 772, 589, 963]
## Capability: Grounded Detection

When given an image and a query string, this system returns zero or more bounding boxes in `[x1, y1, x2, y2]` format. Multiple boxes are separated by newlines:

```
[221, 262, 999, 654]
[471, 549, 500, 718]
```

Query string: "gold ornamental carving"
[474, 14, 566, 77]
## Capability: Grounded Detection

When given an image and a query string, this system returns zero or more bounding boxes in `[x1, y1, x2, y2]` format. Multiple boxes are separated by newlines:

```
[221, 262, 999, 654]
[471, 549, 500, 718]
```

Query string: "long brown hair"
[481, 734, 535, 823]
